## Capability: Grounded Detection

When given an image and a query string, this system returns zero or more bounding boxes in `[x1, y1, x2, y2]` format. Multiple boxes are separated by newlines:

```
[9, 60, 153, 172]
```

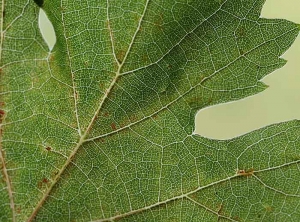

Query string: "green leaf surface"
[0, 0, 299, 221]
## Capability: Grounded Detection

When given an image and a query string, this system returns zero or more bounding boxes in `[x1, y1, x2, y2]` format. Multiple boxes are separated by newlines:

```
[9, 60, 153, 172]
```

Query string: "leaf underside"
[0, 0, 299, 221]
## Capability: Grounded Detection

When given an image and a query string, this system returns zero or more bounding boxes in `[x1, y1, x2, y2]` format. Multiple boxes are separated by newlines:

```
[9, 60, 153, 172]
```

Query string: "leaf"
[0, 0, 299, 221]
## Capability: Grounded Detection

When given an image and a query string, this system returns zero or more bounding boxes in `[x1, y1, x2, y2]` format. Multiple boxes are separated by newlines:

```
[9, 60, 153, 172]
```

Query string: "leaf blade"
[0, 0, 299, 221]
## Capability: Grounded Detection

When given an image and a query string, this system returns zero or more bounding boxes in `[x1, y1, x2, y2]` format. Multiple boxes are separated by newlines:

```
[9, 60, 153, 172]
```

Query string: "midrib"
[28, 1, 299, 220]
[27, 0, 150, 220]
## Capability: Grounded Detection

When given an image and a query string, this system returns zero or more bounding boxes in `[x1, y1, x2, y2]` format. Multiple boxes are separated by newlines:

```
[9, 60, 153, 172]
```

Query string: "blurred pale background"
[39, 0, 300, 139]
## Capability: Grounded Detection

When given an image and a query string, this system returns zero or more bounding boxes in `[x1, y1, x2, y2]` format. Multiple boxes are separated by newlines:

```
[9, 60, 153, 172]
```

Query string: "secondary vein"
[93, 174, 239, 222]
[0, 0, 16, 221]
[93, 159, 300, 222]
[85, 25, 299, 142]
[27, 0, 83, 220]
[28, 0, 151, 220]
[59, 2, 82, 136]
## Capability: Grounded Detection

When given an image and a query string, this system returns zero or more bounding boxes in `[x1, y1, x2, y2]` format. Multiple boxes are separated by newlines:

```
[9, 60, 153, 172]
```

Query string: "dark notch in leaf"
[33, 0, 43, 7]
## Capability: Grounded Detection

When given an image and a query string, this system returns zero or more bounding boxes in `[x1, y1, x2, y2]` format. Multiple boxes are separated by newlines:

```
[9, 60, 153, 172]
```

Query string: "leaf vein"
[93, 174, 239, 222]
[120, 1, 228, 76]
[253, 174, 300, 197]
[0, 0, 16, 221]
[85, 25, 298, 143]
[93, 159, 300, 221]
[28, 0, 152, 220]
[186, 196, 238, 222]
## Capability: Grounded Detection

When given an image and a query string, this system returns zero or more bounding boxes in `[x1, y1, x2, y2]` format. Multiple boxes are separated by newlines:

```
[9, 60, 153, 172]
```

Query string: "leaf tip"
[258, 82, 269, 91]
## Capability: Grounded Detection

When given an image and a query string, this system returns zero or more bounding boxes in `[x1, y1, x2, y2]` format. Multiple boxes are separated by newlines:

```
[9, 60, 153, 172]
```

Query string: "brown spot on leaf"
[46, 147, 51, 151]
[116, 50, 126, 63]
[217, 203, 224, 215]
[38, 178, 49, 188]
[50, 54, 55, 61]
[111, 123, 117, 130]
[152, 114, 158, 119]
[0, 110, 5, 123]
[233, 216, 241, 221]
[75, 91, 79, 100]
[264, 204, 273, 213]
[69, 153, 76, 162]
[237, 168, 254, 176]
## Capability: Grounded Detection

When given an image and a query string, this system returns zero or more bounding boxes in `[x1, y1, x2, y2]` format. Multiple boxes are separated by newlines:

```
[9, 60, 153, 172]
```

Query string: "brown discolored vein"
[0, 0, 16, 221]
[186, 196, 238, 222]
[0, 143, 16, 222]
[27, 0, 150, 220]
